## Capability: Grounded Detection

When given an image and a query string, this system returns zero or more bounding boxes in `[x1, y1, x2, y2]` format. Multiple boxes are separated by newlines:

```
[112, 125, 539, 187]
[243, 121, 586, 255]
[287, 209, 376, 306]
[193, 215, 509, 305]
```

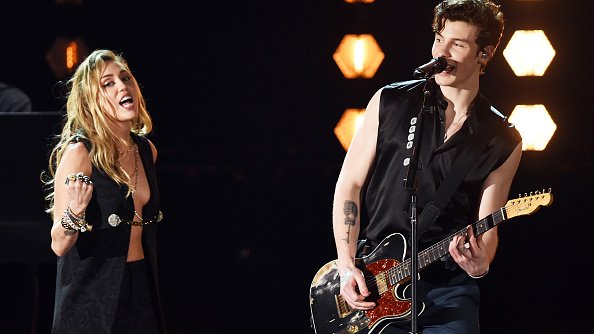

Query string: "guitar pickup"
[376, 272, 388, 294]
[335, 294, 352, 318]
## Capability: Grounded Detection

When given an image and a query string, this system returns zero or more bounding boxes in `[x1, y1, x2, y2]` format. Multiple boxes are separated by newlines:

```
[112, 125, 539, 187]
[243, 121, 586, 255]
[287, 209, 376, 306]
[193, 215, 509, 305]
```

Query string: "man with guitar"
[330, 1, 522, 333]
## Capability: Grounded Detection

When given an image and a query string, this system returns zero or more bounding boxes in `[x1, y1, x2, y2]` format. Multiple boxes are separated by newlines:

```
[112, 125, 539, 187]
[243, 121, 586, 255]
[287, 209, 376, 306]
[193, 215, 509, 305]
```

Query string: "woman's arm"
[50, 142, 94, 256]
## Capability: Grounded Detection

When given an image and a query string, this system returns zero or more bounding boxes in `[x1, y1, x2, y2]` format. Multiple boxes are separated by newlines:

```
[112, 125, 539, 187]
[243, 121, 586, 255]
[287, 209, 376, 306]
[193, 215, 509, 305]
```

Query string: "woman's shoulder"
[58, 140, 92, 172]
[70, 134, 92, 151]
[134, 134, 158, 163]
[63, 140, 90, 158]
[146, 138, 158, 162]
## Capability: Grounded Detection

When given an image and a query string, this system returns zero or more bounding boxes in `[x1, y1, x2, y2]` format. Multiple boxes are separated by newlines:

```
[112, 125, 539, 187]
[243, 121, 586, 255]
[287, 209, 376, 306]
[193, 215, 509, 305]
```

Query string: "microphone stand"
[402, 78, 433, 334]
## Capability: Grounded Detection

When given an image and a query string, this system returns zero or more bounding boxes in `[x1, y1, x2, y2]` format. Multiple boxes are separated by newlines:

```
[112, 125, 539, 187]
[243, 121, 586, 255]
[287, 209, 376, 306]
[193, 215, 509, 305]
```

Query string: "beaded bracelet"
[61, 214, 92, 232]
[61, 205, 93, 233]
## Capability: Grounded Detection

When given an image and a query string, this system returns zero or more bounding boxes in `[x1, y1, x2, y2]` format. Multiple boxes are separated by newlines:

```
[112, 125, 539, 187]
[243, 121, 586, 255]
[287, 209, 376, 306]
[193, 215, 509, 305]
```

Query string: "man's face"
[431, 19, 484, 89]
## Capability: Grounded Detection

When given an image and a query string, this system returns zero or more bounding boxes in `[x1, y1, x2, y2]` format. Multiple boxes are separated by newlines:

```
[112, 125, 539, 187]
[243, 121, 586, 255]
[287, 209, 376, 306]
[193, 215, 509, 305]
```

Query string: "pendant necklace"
[444, 111, 469, 140]
[129, 140, 143, 222]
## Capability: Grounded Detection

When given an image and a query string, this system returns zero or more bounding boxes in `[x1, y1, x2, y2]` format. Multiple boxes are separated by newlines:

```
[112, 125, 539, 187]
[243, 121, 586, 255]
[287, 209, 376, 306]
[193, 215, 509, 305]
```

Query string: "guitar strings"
[361, 205, 512, 289]
[356, 193, 550, 291]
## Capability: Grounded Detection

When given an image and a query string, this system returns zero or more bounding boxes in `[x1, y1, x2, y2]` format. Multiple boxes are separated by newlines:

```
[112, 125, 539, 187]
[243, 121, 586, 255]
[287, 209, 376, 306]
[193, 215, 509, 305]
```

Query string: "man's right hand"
[339, 266, 376, 310]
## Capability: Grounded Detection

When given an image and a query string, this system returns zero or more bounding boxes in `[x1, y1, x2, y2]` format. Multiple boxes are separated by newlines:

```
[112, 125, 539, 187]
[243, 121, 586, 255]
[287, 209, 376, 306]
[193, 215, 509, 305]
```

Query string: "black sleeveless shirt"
[361, 79, 521, 251]
[52, 133, 166, 334]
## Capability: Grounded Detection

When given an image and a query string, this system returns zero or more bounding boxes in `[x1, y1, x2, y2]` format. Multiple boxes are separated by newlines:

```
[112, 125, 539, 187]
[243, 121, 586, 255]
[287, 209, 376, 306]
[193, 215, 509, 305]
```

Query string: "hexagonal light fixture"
[333, 34, 384, 79]
[334, 108, 366, 150]
[46, 36, 89, 79]
[503, 30, 556, 76]
[508, 104, 556, 151]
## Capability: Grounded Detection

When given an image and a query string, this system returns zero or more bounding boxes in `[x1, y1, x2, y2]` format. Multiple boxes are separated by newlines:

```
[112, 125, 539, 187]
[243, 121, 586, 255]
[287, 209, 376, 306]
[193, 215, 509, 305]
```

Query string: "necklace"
[117, 137, 134, 167]
[117, 137, 143, 222]
[118, 137, 134, 156]
[130, 141, 143, 222]
[444, 111, 469, 140]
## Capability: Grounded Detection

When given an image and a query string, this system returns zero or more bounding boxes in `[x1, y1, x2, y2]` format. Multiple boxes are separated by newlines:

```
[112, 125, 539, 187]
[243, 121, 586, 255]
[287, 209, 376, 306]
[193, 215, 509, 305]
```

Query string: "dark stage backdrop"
[0, 0, 592, 333]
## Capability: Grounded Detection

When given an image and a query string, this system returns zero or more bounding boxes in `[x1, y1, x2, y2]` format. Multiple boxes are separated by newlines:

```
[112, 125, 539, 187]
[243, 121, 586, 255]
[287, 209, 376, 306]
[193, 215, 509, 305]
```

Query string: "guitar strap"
[416, 111, 505, 237]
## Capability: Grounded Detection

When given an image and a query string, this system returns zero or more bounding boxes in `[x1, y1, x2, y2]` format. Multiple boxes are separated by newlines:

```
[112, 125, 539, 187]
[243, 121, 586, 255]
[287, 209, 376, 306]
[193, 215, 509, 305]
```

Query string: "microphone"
[413, 57, 447, 78]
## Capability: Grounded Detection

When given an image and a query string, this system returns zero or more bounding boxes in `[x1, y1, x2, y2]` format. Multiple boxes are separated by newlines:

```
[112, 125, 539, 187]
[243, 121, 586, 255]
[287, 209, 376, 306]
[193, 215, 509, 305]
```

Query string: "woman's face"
[99, 61, 139, 125]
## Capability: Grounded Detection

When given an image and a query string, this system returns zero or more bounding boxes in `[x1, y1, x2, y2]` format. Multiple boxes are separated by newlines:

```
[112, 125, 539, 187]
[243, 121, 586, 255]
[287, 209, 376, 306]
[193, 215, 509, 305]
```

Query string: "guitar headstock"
[505, 189, 553, 219]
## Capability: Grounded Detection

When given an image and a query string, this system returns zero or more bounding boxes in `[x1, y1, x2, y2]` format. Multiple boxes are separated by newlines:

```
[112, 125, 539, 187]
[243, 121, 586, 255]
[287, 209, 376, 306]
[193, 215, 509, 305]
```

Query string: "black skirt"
[112, 259, 160, 334]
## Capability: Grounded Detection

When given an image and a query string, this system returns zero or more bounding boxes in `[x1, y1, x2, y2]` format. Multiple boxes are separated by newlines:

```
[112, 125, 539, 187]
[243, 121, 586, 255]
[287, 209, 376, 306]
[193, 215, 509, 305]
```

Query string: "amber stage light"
[333, 34, 384, 79]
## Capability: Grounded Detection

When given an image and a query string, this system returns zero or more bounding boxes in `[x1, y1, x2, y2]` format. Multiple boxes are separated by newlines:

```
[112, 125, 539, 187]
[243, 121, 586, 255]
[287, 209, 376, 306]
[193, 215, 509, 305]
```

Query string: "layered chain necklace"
[130, 141, 143, 222]
[119, 138, 142, 222]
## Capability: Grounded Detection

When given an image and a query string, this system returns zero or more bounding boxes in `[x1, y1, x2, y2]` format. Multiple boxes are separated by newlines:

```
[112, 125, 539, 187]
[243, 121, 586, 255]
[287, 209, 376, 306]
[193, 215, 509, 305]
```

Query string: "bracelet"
[68, 206, 85, 220]
[469, 266, 489, 279]
[61, 205, 93, 233]
[61, 215, 93, 232]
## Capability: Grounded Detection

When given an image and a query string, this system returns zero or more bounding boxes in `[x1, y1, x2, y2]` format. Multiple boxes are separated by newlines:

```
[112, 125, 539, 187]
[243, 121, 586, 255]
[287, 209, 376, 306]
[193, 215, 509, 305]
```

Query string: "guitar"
[309, 190, 553, 334]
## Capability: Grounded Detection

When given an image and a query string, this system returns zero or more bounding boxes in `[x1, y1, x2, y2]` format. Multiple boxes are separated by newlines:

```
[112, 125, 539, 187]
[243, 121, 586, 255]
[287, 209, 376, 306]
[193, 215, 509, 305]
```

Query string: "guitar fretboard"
[384, 207, 507, 285]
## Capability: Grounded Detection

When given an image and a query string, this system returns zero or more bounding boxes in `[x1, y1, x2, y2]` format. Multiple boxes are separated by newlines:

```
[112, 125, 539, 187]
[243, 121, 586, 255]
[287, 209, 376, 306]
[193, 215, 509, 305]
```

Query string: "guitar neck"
[389, 207, 507, 283]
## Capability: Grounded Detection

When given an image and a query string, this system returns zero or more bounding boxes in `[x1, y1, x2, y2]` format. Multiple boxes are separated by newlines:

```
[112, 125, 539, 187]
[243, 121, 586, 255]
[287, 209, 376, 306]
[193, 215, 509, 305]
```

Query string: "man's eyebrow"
[452, 38, 471, 44]
[435, 33, 471, 44]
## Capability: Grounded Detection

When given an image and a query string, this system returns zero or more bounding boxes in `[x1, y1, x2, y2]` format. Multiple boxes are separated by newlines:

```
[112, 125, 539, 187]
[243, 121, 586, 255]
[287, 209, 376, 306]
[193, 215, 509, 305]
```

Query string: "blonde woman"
[44, 49, 166, 334]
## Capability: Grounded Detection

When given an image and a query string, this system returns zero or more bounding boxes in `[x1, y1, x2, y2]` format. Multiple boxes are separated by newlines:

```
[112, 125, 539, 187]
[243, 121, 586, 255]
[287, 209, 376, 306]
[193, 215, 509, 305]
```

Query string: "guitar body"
[309, 189, 553, 334]
[309, 233, 414, 334]
[309, 190, 553, 334]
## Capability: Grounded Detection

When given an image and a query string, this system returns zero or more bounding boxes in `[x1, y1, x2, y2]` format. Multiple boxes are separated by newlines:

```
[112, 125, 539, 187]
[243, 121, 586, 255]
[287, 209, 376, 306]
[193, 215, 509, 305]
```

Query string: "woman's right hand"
[64, 172, 93, 215]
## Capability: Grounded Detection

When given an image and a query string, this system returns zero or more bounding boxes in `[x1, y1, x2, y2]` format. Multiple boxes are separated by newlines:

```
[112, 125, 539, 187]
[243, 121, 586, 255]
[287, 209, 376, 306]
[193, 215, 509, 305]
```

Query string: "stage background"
[1, 0, 592, 333]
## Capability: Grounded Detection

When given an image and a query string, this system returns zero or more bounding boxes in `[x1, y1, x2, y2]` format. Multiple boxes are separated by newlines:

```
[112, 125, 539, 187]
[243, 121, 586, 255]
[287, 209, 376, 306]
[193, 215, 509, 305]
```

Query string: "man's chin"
[433, 74, 453, 86]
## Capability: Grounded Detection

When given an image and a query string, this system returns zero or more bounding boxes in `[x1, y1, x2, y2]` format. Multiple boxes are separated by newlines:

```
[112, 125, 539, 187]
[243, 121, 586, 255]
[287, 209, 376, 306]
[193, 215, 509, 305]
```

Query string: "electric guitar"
[309, 190, 553, 334]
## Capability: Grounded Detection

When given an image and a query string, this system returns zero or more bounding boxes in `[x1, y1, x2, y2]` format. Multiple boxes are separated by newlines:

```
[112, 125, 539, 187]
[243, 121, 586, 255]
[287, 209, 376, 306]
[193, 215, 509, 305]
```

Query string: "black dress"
[51, 133, 166, 334]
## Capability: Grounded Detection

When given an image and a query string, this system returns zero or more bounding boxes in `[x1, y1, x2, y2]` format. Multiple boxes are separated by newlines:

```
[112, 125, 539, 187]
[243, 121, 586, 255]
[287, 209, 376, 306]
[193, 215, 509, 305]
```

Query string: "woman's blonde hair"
[43, 49, 153, 214]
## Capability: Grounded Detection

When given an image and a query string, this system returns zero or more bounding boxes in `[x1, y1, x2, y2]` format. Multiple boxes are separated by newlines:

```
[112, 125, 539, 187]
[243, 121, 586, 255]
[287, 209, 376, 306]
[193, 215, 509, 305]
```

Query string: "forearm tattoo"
[344, 200, 358, 226]
[342, 200, 358, 244]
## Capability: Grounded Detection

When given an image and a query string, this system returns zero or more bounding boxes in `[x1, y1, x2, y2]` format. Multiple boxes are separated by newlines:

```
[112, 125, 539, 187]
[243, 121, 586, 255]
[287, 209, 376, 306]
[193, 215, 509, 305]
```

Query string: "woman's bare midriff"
[127, 225, 144, 262]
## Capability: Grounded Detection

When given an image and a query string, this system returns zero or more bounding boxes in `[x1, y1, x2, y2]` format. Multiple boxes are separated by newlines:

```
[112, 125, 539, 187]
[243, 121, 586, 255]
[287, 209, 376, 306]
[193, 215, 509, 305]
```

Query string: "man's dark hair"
[432, 0, 505, 51]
